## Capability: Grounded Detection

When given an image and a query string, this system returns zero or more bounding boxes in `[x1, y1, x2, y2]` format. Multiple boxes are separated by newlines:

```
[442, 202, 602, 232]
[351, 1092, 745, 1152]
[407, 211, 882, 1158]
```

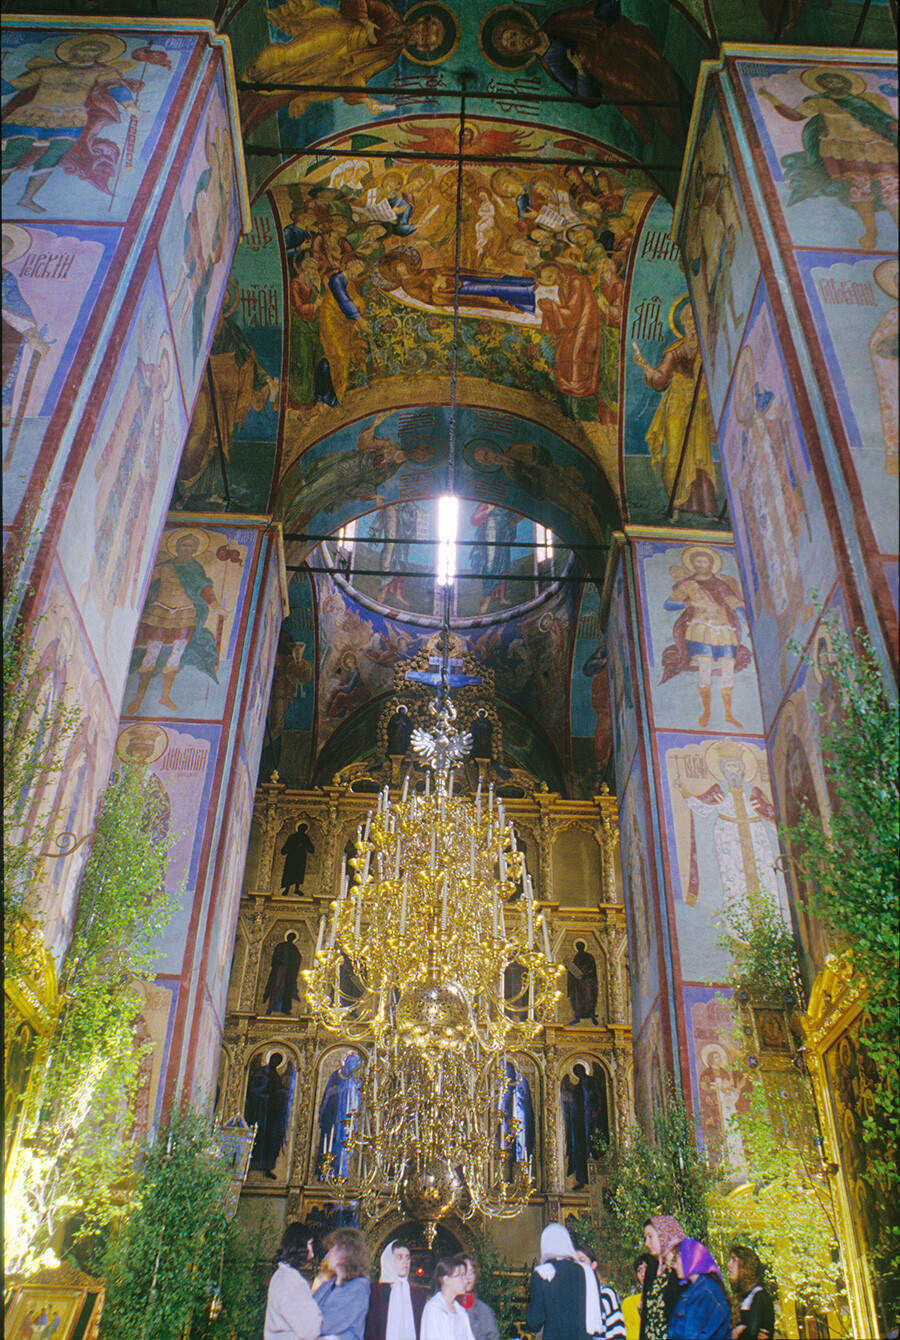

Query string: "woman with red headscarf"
[639, 1216, 683, 1340]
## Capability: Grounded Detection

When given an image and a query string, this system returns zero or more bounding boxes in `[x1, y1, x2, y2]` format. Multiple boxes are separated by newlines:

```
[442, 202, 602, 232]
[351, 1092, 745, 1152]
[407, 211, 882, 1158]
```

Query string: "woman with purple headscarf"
[665, 1238, 730, 1340]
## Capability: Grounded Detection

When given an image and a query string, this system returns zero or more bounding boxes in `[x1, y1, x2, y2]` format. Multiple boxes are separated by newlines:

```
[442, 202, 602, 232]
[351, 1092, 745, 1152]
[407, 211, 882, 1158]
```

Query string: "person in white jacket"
[420, 1256, 475, 1340]
[265, 1222, 323, 1340]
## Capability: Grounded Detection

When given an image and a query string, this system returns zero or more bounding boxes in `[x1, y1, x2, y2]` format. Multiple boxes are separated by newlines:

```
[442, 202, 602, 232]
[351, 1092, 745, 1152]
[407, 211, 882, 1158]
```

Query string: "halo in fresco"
[2, 222, 32, 265]
[732, 346, 757, 427]
[680, 543, 723, 575]
[478, 6, 539, 71]
[404, 2, 459, 63]
[704, 738, 759, 784]
[56, 32, 128, 64]
[116, 723, 169, 764]
[668, 292, 693, 335]
[873, 257, 899, 299]
[800, 66, 868, 96]
[156, 331, 177, 400]
[163, 526, 212, 558]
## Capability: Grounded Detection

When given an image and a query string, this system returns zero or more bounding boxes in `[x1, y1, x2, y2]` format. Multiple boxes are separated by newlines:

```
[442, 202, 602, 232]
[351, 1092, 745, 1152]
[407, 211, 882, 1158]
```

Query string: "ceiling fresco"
[119, 0, 891, 796]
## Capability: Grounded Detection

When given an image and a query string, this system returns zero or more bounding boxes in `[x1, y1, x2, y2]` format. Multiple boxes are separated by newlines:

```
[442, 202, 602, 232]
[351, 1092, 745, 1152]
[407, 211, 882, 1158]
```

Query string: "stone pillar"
[115, 515, 286, 1122]
[673, 47, 898, 981]
[2, 17, 250, 965]
[605, 526, 788, 1159]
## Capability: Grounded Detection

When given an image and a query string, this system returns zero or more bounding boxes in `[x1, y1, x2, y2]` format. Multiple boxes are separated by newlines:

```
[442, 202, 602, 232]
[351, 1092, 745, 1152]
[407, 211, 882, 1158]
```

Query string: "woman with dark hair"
[665, 1238, 730, 1340]
[265, 1221, 323, 1340]
[420, 1255, 475, 1340]
[312, 1227, 371, 1340]
[727, 1246, 774, 1340]
[640, 1216, 684, 1340]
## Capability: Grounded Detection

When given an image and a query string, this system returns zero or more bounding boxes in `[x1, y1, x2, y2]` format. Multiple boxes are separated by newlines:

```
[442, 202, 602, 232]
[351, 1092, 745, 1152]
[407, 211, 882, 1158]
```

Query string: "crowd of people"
[263, 1215, 774, 1340]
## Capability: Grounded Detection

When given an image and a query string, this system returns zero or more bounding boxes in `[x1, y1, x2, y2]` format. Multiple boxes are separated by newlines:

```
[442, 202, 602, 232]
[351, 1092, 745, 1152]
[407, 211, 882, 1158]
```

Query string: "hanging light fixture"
[303, 692, 562, 1238]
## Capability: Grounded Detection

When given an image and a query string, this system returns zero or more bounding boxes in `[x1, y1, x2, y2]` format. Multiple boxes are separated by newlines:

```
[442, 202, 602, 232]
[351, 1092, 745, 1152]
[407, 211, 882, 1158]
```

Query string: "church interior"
[3, 0, 897, 1333]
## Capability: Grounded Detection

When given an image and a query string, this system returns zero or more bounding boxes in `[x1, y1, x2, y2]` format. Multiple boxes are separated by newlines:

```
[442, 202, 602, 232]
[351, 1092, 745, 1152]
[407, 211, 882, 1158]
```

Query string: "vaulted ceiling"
[22, 0, 891, 796]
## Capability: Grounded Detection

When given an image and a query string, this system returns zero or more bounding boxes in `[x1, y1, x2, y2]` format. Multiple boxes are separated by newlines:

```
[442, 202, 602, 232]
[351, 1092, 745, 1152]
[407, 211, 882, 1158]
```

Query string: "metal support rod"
[850, 0, 874, 43]
[665, 365, 703, 519]
[290, 566, 603, 582]
[284, 531, 610, 550]
[242, 144, 683, 171]
[206, 364, 232, 507]
[236, 79, 683, 109]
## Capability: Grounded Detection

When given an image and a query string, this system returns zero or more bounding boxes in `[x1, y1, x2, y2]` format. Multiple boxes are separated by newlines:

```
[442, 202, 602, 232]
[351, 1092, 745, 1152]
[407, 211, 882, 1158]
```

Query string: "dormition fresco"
[718, 287, 835, 723]
[174, 197, 282, 514]
[0, 27, 202, 225]
[658, 731, 791, 956]
[57, 258, 188, 699]
[122, 524, 252, 722]
[228, 0, 702, 198]
[678, 97, 759, 427]
[622, 196, 726, 526]
[793, 252, 898, 556]
[157, 73, 245, 410]
[2, 221, 121, 519]
[636, 538, 762, 737]
[737, 58, 898, 255]
[268, 139, 653, 488]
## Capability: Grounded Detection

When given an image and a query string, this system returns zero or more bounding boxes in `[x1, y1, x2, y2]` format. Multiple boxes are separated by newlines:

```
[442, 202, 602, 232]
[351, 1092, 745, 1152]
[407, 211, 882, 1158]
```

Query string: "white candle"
[364, 811, 371, 841]
[328, 903, 338, 948]
[499, 844, 506, 882]
[400, 874, 408, 934]
[492, 888, 498, 937]
[441, 873, 448, 930]
[448, 771, 454, 799]
[402, 773, 409, 802]
[470, 835, 475, 878]
[394, 835, 401, 880]
[488, 782, 494, 813]
[425, 772, 430, 798]
[541, 911, 551, 961]
[526, 894, 533, 949]
[430, 827, 436, 873]
[476, 779, 482, 824]
[316, 914, 325, 956]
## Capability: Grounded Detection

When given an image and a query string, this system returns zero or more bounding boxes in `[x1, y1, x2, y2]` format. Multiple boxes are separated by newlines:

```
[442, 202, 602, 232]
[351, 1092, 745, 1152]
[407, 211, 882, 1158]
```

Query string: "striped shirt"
[595, 1285, 626, 1340]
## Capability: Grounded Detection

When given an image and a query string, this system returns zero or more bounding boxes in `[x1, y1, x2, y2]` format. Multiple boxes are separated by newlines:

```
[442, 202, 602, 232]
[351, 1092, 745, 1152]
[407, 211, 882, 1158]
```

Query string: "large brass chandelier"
[304, 682, 562, 1238]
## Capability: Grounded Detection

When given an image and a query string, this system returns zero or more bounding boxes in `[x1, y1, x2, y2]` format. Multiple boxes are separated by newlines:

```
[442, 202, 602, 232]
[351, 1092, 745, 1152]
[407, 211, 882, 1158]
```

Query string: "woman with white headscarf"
[364, 1240, 428, 1340]
[526, 1224, 605, 1340]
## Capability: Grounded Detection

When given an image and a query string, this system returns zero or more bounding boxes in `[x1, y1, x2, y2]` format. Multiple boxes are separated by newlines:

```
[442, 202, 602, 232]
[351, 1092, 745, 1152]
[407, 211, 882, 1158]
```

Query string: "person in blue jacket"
[665, 1237, 730, 1340]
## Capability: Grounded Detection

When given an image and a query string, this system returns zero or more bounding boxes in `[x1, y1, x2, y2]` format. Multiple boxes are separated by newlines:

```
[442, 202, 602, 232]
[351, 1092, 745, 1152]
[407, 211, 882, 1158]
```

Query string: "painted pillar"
[673, 47, 898, 982]
[116, 514, 286, 1124]
[605, 526, 795, 1159]
[1, 18, 251, 965]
